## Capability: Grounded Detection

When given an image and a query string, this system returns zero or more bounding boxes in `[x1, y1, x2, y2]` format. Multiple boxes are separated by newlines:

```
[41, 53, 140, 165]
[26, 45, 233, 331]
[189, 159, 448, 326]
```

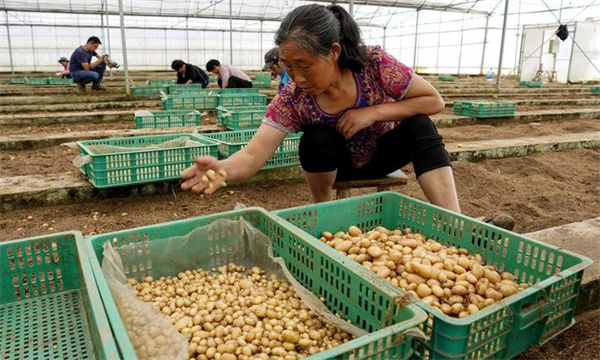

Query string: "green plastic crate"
[220, 87, 260, 95]
[218, 93, 267, 107]
[438, 76, 456, 82]
[0, 231, 120, 360]
[146, 79, 175, 86]
[216, 105, 267, 129]
[209, 74, 217, 83]
[252, 72, 272, 88]
[167, 87, 218, 97]
[590, 86, 600, 94]
[47, 78, 74, 85]
[84, 207, 428, 360]
[199, 129, 300, 169]
[9, 77, 26, 84]
[24, 77, 49, 85]
[77, 133, 218, 188]
[131, 85, 166, 97]
[453, 100, 516, 118]
[275, 192, 593, 360]
[134, 109, 202, 129]
[520, 80, 542, 88]
[161, 94, 219, 110]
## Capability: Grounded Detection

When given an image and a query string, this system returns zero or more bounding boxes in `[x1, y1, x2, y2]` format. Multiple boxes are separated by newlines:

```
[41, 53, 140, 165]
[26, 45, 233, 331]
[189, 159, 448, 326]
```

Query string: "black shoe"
[481, 214, 515, 231]
[77, 83, 86, 93]
[91, 84, 107, 91]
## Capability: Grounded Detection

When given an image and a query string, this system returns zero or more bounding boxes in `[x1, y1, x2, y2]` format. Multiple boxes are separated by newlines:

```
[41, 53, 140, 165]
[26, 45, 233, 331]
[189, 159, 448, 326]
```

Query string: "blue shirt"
[279, 69, 290, 93]
[69, 46, 98, 73]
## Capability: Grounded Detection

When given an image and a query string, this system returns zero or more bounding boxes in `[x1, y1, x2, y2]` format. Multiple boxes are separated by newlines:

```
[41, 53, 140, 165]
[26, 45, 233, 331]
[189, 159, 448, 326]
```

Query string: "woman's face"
[279, 41, 340, 95]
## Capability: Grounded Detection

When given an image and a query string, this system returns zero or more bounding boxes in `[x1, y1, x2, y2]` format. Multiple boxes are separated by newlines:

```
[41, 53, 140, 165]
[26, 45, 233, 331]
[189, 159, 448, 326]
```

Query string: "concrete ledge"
[526, 218, 600, 314]
[0, 167, 305, 212]
[444, 98, 600, 108]
[0, 125, 222, 150]
[0, 94, 135, 106]
[0, 109, 133, 125]
[1, 132, 599, 212]
[446, 132, 600, 161]
[433, 108, 600, 127]
[0, 100, 160, 114]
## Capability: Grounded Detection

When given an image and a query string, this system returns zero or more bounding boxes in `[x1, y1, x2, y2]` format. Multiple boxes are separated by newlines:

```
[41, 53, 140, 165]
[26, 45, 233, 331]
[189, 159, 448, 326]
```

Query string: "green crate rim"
[0, 231, 120, 360]
[274, 192, 593, 358]
[83, 207, 428, 360]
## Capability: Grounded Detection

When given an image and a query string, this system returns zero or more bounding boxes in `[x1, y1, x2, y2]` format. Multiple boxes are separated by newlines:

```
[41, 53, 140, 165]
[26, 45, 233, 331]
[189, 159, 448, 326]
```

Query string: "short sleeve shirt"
[69, 46, 98, 73]
[263, 46, 414, 168]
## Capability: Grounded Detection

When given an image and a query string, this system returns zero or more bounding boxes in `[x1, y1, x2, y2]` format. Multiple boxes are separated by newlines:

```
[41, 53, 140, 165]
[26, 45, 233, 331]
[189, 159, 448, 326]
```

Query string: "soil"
[2, 118, 598, 178]
[1, 148, 598, 240]
[0, 116, 219, 136]
[517, 310, 600, 360]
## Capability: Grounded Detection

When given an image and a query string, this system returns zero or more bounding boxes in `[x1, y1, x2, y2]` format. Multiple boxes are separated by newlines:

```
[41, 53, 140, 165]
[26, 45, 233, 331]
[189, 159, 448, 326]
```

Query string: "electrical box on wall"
[549, 38, 560, 54]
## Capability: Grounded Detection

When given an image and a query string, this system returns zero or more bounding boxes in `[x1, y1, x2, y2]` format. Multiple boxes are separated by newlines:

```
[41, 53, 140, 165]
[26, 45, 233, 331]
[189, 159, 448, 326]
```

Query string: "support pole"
[480, 15, 490, 75]
[260, 20, 263, 67]
[186, 17, 190, 61]
[30, 25, 37, 72]
[413, 9, 420, 68]
[349, 0, 354, 16]
[104, 0, 114, 80]
[496, 0, 510, 92]
[5, 11, 15, 74]
[383, 27, 387, 48]
[164, 29, 168, 70]
[117, 0, 130, 95]
[229, 0, 233, 64]
[457, 15, 464, 74]
[435, 12, 442, 73]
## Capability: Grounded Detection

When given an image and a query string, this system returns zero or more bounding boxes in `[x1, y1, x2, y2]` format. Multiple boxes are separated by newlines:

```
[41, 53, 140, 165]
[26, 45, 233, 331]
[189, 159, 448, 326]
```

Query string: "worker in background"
[57, 57, 71, 78]
[171, 60, 209, 88]
[69, 36, 115, 92]
[206, 59, 253, 88]
[263, 47, 290, 93]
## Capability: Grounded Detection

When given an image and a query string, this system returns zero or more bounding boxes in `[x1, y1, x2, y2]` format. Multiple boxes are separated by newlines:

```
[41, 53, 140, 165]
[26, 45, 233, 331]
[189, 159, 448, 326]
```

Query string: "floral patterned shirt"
[263, 45, 414, 168]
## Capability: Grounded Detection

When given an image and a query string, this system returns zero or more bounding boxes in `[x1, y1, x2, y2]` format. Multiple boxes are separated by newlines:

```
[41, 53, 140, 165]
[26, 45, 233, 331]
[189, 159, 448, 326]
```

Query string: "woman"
[181, 4, 513, 229]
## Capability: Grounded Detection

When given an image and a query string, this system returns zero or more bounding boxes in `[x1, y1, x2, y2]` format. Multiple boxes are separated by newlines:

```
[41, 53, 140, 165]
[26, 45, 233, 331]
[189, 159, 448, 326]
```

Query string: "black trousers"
[298, 114, 451, 182]
[217, 76, 253, 89]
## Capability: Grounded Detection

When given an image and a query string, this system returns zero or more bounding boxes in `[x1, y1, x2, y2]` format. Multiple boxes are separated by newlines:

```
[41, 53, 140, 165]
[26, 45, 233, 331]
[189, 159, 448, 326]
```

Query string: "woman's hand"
[180, 156, 228, 195]
[336, 107, 377, 139]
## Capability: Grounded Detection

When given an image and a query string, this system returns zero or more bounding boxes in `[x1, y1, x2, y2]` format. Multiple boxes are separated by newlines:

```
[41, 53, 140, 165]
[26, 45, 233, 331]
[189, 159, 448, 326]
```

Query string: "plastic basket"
[9, 77, 26, 84]
[220, 87, 260, 95]
[84, 207, 428, 360]
[252, 72, 272, 88]
[131, 86, 166, 97]
[167, 87, 218, 97]
[520, 80, 542, 88]
[216, 105, 266, 129]
[24, 77, 50, 85]
[590, 86, 600, 94]
[199, 129, 301, 169]
[275, 192, 593, 360]
[453, 100, 516, 118]
[218, 93, 267, 107]
[0, 231, 120, 360]
[77, 133, 218, 188]
[438, 76, 456, 82]
[161, 94, 219, 110]
[146, 79, 175, 86]
[47, 78, 74, 85]
[134, 109, 202, 129]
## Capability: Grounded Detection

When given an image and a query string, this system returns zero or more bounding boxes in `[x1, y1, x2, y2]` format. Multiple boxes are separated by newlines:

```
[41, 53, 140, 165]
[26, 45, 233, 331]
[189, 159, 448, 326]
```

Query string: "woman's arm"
[181, 124, 287, 194]
[337, 75, 444, 139]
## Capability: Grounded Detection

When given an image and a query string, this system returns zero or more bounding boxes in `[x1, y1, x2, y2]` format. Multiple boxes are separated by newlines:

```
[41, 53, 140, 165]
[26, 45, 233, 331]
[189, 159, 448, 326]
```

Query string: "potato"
[471, 263, 484, 279]
[484, 269, 501, 284]
[457, 257, 471, 270]
[501, 272, 515, 281]
[335, 240, 353, 252]
[448, 295, 463, 304]
[467, 304, 479, 315]
[430, 242, 442, 252]
[440, 303, 453, 315]
[406, 274, 426, 285]
[431, 285, 445, 298]
[398, 238, 419, 249]
[498, 284, 519, 297]
[452, 285, 468, 296]
[417, 284, 432, 298]
[458, 311, 470, 318]
[411, 261, 434, 279]
[367, 246, 383, 258]
[422, 295, 439, 306]
[465, 273, 478, 285]
[476, 278, 490, 296]
[451, 303, 464, 315]
[348, 226, 362, 237]
[485, 288, 503, 301]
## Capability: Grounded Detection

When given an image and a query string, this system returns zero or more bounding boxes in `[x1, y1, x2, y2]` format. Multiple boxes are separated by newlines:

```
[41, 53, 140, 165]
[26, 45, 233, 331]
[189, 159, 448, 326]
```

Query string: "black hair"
[206, 59, 221, 72]
[87, 36, 102, 45]
[275, 4, 365, 72]
[171, 59, 185, 70]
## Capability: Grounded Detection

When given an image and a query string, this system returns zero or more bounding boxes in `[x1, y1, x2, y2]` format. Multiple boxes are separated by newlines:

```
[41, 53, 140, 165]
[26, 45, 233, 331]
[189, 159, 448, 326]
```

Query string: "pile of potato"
[129, 263, 352, 360]
[320, 226, 528, 318]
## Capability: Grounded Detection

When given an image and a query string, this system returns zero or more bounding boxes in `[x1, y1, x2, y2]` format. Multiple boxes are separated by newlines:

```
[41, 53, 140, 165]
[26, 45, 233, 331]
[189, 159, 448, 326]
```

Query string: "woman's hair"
[275, 4, 365, 72]
[206, 59, 221, 72]
[171, 60, 184, 70]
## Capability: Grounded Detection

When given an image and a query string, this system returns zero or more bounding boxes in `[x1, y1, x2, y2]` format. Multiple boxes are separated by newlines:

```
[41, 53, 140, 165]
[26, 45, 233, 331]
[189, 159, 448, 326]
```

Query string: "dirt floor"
[2, 118, 599, 178]
[0, 116, 219, 136]
[517, 310, 600, 360]
[1, 148, 598, 240]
